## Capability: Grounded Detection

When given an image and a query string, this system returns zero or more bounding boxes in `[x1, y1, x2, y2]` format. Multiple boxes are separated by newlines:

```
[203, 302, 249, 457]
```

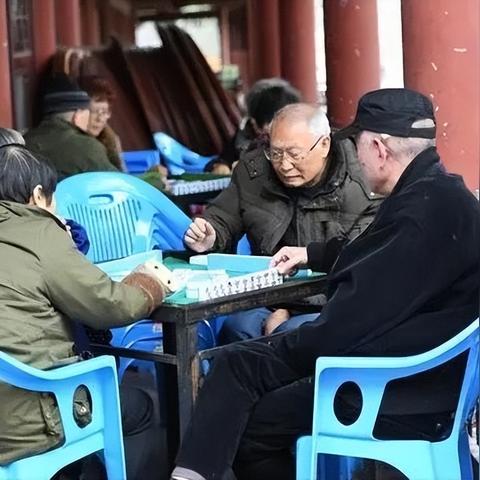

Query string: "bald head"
[271, 103, 331, 139]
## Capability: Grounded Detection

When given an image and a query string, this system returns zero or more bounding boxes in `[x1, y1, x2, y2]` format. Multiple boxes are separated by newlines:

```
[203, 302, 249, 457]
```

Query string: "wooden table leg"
[162, 321, 199, 468]
[174, 321, 199, 437]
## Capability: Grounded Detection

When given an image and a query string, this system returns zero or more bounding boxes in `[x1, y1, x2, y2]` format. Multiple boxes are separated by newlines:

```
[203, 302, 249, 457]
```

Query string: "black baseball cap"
[334, 88, 436, 140]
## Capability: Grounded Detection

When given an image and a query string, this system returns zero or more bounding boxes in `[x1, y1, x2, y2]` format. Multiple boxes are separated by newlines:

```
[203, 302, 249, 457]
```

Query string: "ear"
[29, 185, 45, 207]
[372, 137, 389, 167]
[71, 110, 79, 126]
[317, 135, 331, 157]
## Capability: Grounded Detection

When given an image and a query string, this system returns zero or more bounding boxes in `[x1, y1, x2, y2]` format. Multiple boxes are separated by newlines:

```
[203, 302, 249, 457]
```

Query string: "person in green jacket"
[25, 74, 118, 180]
[0, 128, 166, 479]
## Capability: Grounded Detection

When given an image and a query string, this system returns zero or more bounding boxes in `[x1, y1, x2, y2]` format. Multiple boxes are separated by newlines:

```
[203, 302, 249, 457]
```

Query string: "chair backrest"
[0, 353, 125, 480]
[56, 172, 191, 263]
[153, 132, 213, 175]
[306, 320, 479, 480]
[448, 321, 479, 438]
[311, 320, 479, 442]
[122, 150, 161, 175]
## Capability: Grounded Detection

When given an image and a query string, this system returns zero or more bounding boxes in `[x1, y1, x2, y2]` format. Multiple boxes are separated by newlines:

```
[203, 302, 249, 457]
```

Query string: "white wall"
[314, 0, 404, 97]
[377, 0, 403, 88]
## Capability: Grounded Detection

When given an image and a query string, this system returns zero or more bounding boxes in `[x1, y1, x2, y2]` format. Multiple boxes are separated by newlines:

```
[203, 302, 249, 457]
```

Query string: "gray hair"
[386, 136, 436, 158]
[273, 103, 331, 137]
[364, 128, 436, 161]
[308, 110, 331, 137]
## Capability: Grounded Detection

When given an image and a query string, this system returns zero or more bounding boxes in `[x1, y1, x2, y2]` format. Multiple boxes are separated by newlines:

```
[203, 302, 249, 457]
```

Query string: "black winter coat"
[280, 147, 480, 414]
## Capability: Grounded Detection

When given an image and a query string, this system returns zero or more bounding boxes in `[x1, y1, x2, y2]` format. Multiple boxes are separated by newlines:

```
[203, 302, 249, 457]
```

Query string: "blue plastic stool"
[0, 353, 125, 480]
[297, 320, 479, 480]
[122, 150, 161, 175]
[153, 132, 216, 175]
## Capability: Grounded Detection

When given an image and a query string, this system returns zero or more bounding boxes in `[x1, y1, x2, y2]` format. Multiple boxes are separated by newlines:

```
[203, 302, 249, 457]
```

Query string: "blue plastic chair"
[296, 320, 479, 480]
[56, 172, 191, 263]
[0, 353, 125, 480]
[153, 132, 216, 175]
[122, 150, 161, 175]
[236, 234, 252, 255]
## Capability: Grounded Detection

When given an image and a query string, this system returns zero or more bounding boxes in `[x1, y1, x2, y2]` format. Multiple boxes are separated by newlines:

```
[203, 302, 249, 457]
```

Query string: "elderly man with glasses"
[184, 103, 381, 343]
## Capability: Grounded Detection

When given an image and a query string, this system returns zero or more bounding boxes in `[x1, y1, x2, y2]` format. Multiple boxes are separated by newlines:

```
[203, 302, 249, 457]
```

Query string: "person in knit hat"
[25, 73, 118, 180]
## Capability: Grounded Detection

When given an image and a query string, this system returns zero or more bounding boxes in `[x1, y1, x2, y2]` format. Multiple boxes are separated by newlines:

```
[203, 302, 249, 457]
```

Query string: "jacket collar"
[390, 147, 442, 196]
[0, 201, 67, 230]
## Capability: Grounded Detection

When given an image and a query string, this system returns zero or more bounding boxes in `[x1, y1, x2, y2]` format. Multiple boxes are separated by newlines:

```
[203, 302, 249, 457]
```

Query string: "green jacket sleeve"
[202, 168, 244, 252]
[40, 222, 150, 329]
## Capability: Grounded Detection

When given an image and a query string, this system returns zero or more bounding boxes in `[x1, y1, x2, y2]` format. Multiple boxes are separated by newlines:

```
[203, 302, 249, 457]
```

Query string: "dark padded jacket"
[203, 138, 382, 271]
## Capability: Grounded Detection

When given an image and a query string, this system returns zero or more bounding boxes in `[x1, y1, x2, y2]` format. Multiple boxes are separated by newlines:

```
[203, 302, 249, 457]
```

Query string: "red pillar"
[229, 5, 250, 88]
[32, 0, 56, 74]
[402, 0, 479, 190]
[0, 0, 12, 127]
[246, 0, 257, 83]
[247, 0, 281, 83]
[81, 0, 101, 46]
[55, 0, 82, 47]
[220, 6, 231, 65]
[278, 0, 316, 102]
[323, 0, 380, 128]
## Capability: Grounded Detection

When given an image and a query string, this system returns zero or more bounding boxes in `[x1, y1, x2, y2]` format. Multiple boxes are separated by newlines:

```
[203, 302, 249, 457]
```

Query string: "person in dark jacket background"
[171, 88, 480, 480]
[206, 77, 301, 174]
[185, 103, 381, 342]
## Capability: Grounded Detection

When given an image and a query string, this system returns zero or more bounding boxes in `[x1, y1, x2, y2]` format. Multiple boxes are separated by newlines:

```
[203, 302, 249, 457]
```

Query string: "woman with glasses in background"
[79, 75, 126, 172]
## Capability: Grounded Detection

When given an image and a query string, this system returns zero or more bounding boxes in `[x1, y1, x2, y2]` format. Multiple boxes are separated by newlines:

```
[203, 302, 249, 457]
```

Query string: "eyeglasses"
[90, 108, 111, 119]
[265, 135, 325, 166]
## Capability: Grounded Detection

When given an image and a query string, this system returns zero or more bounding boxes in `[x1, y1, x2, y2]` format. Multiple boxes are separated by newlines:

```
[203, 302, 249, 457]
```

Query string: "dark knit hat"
[42, 74, 91, 115]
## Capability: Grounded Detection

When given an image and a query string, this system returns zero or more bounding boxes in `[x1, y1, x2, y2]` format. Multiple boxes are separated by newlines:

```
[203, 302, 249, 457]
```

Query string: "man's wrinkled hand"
[270, 246, 308, 275]
[183, 218, 217, 253]
[210, 163, 232, 175]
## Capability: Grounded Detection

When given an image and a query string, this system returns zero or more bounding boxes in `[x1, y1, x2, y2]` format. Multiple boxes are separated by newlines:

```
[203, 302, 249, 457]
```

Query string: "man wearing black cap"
[25, 74, 117, 180]
[170, 89, 480, 480]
